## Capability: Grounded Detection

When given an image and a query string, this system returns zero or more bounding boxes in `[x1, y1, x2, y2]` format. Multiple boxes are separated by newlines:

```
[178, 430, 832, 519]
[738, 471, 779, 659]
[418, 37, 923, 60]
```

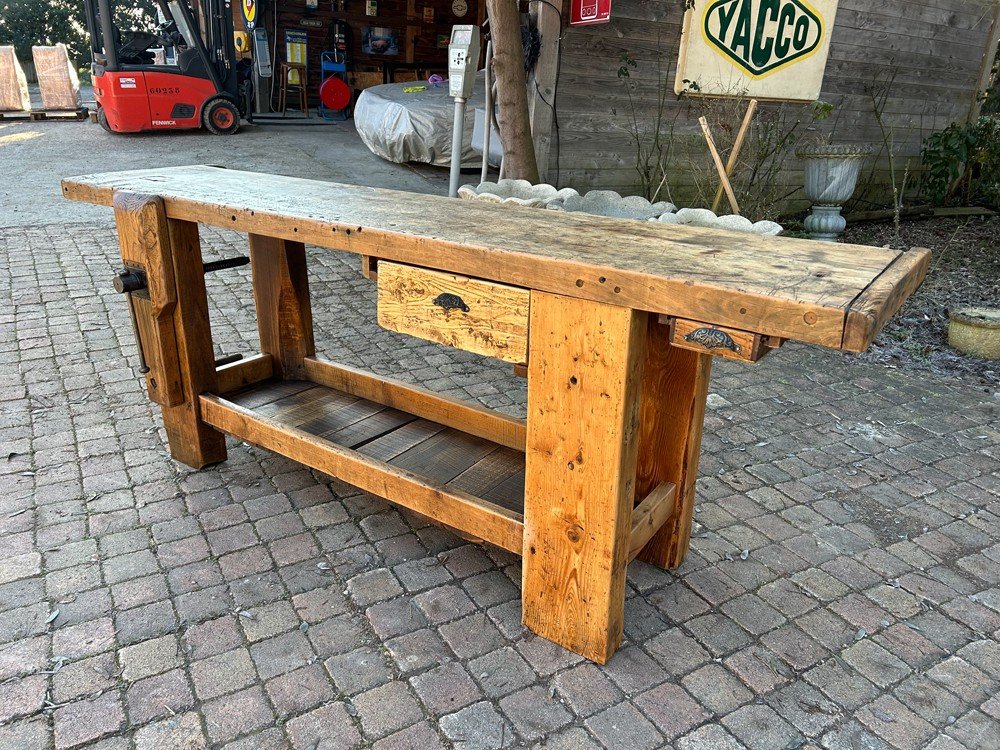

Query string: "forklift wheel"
[202, 99, 240, 135]
[96, 107, 113, 133]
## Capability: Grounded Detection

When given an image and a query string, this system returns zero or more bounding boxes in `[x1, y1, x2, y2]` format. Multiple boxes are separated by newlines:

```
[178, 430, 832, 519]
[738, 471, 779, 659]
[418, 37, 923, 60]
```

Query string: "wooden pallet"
[0, 108, 89, 122]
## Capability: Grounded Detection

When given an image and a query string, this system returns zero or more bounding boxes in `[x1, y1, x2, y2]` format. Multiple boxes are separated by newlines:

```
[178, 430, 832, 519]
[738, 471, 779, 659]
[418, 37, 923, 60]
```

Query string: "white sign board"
[675, 0, 840, 102]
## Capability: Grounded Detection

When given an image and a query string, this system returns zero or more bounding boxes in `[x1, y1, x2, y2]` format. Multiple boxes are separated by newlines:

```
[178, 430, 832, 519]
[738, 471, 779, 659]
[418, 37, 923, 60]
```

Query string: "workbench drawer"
[377, 262, 529, 364]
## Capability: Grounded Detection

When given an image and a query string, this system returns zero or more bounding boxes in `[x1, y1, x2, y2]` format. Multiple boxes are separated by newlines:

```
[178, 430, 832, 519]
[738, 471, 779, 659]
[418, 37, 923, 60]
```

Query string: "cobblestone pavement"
[1, 221, 998, 750]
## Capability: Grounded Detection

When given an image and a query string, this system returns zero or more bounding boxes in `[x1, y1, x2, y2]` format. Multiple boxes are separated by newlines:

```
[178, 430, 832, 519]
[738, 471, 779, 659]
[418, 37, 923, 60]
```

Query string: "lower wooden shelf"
[199, 378, 526, 553]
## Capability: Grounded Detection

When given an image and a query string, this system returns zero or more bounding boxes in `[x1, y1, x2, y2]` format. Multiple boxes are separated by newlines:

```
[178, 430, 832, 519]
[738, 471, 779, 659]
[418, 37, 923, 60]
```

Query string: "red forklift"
[84, 0, 247, 134]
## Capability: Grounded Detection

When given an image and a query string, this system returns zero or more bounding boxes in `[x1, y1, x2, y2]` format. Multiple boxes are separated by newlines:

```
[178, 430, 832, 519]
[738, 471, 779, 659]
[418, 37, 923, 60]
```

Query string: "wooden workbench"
[62, 166, 929, 663]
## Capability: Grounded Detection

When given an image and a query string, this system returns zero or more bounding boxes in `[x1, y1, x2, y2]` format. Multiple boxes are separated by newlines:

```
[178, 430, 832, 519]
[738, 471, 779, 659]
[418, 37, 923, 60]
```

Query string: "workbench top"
[62, 165, 929, 352]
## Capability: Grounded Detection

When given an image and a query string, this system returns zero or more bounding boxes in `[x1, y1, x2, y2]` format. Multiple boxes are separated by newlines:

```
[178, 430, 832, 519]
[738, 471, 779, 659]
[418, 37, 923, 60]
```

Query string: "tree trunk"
[485, 0, 539, 183]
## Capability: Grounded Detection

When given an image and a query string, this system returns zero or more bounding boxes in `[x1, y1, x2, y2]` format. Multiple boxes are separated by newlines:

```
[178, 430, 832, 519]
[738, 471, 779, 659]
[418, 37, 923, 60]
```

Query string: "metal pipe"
[480, 40, 492, 184]
[448, 97, 467, 198]
[97, 0, 119, 70]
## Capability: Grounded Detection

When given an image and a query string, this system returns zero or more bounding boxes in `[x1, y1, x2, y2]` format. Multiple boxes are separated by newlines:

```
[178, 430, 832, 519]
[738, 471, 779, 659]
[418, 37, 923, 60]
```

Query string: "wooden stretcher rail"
[302, 356, 527, 451]
[61, 166, 931, 351]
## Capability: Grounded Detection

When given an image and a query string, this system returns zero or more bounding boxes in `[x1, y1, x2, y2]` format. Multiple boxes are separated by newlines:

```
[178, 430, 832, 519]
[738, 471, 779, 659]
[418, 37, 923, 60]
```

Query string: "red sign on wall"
[570, 0, 611, 26]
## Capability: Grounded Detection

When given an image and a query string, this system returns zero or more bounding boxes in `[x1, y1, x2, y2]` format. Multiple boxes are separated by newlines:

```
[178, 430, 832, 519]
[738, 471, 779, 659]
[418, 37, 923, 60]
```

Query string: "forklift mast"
[84, 0, 247, 134]
[84, 0, 238, 99]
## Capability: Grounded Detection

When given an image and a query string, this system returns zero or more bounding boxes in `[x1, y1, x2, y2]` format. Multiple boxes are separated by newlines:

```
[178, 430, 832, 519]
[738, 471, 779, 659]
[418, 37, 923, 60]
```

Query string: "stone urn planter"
[948, 307, 1000, 359]
[797, 144, 873, 241]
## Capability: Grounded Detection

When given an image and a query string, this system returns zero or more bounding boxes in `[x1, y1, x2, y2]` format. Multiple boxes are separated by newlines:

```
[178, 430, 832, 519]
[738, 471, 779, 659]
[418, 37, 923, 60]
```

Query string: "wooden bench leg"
[113, 193, 226, 468]
[635, 318, 712, 569]
[521, 292, 646, 663]
[248, 234, 315, 379]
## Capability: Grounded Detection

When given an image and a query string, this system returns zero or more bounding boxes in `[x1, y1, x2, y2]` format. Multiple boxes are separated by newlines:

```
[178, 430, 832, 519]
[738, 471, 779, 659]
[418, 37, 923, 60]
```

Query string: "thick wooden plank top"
[62, 165, 929, 351]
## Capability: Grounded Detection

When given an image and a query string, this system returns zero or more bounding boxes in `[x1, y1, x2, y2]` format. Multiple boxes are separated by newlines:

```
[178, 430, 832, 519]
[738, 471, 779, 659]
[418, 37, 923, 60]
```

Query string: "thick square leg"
[521, 292, 646, 663]
[113, 193, 226, 468]
[635, 319, 712, 569]
[248, 234, 315, 380]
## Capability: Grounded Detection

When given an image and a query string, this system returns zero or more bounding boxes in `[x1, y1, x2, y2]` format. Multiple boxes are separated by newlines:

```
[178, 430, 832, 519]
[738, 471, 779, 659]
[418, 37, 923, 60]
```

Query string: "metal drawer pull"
[684, 327, 742, 353]
[433, 292, 470, 312]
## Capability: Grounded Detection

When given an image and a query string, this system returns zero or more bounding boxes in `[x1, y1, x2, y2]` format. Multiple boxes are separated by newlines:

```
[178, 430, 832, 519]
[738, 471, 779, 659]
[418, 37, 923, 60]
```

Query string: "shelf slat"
[201, 380, 526, 554]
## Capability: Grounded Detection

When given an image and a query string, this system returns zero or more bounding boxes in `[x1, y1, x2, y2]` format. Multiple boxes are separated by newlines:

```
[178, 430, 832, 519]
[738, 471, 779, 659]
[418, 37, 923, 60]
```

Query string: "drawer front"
[377, 262, 529, 364]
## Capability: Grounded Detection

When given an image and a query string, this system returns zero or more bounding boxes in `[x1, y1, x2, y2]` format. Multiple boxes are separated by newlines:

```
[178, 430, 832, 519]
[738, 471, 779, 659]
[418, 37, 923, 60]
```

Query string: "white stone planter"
[547, 190, 676, 220]
[457, 179, 578, 208]
[797, 144, 873, 241]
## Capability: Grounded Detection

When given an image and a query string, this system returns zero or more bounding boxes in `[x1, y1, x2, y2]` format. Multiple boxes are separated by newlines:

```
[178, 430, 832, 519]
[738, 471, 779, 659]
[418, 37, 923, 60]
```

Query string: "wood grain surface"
[377, 262, 530, 364]
[62, 166, 928, 350]
[521, 292, 646, 663]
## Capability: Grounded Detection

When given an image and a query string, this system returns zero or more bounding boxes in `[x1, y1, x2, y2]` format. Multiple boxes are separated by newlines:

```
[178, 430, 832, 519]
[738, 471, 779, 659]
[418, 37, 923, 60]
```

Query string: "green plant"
[921, 117, 1000, 208]
[616, 48, 683, 203]
[0, 0, 157, 67]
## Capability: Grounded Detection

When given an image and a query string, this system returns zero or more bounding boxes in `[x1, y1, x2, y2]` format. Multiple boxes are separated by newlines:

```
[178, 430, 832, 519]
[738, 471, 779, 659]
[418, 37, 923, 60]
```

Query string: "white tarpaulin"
[354, 72, 490, 167]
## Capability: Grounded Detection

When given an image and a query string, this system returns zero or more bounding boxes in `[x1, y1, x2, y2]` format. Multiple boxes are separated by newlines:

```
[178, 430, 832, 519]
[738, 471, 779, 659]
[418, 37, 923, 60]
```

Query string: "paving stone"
[202, 686, 274, 745]
[681, 663, 754, 716]
[439, 701, 516, 750]
[764, 682, 841, 738]
[249, 630, 314, 680]
[52, 617, 115, 660]
[353, 681, 424, 739]
[0, 673, 47, 723]
[584, 701, 663, 750]
[926, 656, 993, 704]
[52, 653, 118, 703]
[722, 703, 802, 750]
[676, 724, 748, 750]
[634, 681, 711, 739]
[191, 648, 257, 700]
[133, 712, 207, 750]
[126, 668, 195, 725]
[265, 663, 336, 715]
[372, 721, 446, 750]
[118, 634, 180, 682]
[892, 675, 966, 726]
[841, 639, 912, 688]
[325, 646, 393, 696]
[856, 694, 936, 750]
[53, 692, 125, 749]
[498, 685, 572, 742]
[0, 718, 52, 750]
[284, 702, 362, 750]
[439, 613, 506, 659]
[469, 647, 536, 698]
[945, 709, 1000, 749]
[410, 661, 481, 715]
[386, 627, 451, 673]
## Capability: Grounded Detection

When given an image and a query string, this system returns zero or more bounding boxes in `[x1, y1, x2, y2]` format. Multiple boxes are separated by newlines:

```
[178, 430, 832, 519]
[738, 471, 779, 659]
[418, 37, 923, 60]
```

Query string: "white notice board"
[675, 0, 840, 102]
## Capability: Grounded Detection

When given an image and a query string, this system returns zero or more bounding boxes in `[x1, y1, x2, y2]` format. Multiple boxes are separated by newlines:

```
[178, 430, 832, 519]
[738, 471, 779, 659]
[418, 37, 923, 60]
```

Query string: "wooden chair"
[277, 61, 308, 116]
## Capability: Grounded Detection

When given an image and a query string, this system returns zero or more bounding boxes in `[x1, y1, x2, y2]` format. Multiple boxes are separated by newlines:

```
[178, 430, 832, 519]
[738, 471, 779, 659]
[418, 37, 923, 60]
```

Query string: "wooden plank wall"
[549, 0, 999, 214]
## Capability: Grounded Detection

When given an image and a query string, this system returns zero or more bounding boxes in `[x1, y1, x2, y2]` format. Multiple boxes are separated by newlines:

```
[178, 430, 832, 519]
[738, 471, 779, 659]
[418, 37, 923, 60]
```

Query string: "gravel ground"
[842, 216, 999, 390]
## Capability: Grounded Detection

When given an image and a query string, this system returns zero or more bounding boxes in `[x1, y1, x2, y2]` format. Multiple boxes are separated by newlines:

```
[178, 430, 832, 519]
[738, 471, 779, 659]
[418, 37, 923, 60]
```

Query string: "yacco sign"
[676, 0, 839, 102]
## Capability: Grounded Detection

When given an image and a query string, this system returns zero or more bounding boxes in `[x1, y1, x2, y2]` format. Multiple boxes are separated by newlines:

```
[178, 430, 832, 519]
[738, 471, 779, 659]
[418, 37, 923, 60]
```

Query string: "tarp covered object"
[0, 46, 31, 112]
[354, 72, 489, 167]
[32, 44, 80, 110]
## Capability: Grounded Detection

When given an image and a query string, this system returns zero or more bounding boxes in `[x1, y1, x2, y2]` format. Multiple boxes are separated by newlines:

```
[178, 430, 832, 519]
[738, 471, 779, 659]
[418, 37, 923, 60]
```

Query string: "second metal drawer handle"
[433, 292, 470, 313]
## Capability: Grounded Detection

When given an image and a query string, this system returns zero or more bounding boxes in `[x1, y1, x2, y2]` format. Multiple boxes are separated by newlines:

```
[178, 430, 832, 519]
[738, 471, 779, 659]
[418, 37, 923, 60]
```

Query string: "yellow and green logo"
[702, 0, 825, 78]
